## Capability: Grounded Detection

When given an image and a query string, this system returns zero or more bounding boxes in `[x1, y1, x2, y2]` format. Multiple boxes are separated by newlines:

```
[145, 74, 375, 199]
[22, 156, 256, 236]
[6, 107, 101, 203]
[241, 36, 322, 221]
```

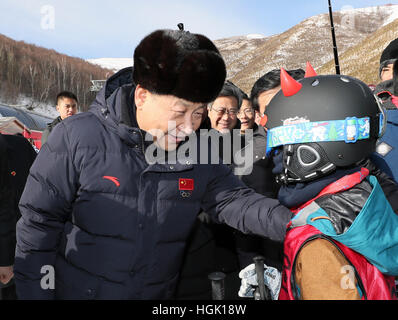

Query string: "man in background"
[379, 38, 398, 83]
[41, 91, 78, 145]
[250, 69, 304, 125]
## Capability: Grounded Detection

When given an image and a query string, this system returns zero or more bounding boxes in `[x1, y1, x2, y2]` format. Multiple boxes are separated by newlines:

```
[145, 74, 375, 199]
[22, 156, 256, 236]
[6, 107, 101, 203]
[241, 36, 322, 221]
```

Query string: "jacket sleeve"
[14, 123, 78, 299]
[295, 239, 360, 300]
[201, 163, 292, 243]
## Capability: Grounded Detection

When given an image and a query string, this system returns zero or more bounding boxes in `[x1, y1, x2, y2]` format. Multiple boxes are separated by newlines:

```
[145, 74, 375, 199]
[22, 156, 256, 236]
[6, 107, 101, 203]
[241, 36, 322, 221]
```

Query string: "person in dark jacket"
[236, 93, 279, 198]
[14, 28, 293, 300]
[0, 133, 36, 299]
[176, 81, 247, 300]
[41, 91, 78, 146]
[233, 93, 282, 271]
[373, 38, 398, 111]
[234, 67, 311, 271]
[371, 59, 398, 183]
[379, 38, 398, 83]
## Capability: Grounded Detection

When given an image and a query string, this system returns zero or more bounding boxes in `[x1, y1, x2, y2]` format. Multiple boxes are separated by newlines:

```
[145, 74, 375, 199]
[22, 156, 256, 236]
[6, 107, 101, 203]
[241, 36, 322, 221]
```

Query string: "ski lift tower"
[90, 80, 106, 92]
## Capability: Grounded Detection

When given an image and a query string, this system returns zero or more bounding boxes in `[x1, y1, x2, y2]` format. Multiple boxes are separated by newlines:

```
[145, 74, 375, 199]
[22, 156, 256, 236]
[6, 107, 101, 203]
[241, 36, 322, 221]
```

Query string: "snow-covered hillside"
[223, 4, 398, 92]
[87, 58, 133, 72]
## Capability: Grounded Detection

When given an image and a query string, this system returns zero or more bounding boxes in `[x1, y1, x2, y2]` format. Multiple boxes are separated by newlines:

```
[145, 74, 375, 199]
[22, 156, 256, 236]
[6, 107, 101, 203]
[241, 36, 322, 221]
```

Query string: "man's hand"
[0, 265, 14, 285]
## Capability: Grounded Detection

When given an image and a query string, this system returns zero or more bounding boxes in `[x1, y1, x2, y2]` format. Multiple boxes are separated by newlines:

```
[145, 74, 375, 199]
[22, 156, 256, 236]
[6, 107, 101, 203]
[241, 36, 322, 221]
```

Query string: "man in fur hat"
[14, 27, 293, 300]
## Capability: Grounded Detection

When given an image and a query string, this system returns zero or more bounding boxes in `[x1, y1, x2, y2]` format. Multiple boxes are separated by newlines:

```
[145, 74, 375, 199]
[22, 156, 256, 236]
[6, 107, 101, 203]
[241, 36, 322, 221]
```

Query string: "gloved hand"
[238, 263, 281, 300]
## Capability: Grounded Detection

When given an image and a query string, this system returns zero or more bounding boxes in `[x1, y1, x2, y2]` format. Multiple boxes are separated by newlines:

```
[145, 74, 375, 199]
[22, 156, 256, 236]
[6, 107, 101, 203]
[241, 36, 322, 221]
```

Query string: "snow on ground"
[87, 58, 133, 72]
[382, 4, 398, 26]
[30, 104, 59, 119]
[246, 34, 265, 39]
[1, 95, 59, 119]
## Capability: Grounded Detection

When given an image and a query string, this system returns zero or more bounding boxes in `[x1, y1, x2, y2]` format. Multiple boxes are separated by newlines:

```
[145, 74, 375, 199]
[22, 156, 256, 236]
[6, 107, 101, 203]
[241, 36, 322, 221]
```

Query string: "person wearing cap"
[14, 28, 293, 300]
[379, 38, 398, 83]
[374, 38, 398, 110]
[371, 59, 398, 183]
[371, 40, 398, 183]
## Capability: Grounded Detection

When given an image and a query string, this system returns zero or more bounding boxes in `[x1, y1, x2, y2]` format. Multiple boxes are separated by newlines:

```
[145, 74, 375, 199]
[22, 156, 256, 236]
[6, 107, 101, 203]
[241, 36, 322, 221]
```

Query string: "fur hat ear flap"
[133, 29, 226, 103]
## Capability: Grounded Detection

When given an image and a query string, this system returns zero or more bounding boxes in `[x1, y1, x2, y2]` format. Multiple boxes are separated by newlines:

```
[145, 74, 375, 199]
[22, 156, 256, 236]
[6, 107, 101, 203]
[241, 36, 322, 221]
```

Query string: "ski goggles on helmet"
[266, 95, 387, 156]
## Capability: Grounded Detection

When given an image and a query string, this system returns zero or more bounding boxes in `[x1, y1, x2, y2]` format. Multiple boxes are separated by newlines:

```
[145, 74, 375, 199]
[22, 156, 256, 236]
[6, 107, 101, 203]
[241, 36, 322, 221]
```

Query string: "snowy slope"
[87, 58, 133, 72]
[224, 4, 398, 92]
[85, 4, 398, 93]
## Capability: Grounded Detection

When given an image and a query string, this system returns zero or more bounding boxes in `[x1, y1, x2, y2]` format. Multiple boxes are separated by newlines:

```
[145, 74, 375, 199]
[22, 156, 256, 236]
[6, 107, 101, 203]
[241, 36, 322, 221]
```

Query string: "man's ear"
[135, 84, 149, 110]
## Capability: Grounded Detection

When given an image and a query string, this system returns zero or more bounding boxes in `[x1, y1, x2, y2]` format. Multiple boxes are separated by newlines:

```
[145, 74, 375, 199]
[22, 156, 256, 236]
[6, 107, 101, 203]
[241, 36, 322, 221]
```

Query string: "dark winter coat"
[237, 124, 279, 198]
[0, 134, 36, 266]
[14, 67, 292, 300]
[176, 125, 281, 299]
[374, 79, 397, 110]
[41, 116, 62, 146]
[233, 124, 283, 270]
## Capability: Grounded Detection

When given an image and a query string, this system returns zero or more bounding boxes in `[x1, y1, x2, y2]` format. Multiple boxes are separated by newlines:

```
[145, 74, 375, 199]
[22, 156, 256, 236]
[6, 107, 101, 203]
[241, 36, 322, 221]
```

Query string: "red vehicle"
[0, 104, 54, 150]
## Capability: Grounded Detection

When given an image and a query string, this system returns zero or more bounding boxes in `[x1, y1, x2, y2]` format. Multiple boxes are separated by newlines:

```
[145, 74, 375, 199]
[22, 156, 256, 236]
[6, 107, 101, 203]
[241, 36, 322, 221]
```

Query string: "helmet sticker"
[266, 117, 371, 154]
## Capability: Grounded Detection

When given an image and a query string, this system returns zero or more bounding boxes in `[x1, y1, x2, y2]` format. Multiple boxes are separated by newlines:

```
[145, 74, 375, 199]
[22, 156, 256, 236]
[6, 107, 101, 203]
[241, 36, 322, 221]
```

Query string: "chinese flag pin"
[179, 178, 194, 191]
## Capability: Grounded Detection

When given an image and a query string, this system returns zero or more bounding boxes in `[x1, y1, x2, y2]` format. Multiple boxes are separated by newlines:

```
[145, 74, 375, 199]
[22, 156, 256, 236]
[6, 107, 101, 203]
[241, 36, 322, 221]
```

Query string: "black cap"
[380, 38, 398, 64]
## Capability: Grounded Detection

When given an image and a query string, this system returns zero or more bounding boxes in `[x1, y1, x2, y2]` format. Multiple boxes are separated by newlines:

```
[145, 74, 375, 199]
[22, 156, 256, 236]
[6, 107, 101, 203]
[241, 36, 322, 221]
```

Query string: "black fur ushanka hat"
[133, 28, 226, 103]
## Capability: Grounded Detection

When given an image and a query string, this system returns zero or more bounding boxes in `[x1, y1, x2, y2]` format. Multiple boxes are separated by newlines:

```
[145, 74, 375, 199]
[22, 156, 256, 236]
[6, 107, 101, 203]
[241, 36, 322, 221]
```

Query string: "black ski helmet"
[264, 64, 385, 184]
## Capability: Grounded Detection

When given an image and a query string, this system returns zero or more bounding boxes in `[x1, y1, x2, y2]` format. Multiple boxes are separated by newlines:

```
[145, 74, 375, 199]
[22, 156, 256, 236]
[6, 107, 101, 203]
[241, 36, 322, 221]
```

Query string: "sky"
[0, 0, 397, 59]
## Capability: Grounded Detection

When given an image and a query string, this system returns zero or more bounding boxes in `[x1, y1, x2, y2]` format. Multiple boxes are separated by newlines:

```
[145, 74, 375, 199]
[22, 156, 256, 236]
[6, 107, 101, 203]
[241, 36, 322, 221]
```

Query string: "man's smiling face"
[135, 85, 206, 151]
